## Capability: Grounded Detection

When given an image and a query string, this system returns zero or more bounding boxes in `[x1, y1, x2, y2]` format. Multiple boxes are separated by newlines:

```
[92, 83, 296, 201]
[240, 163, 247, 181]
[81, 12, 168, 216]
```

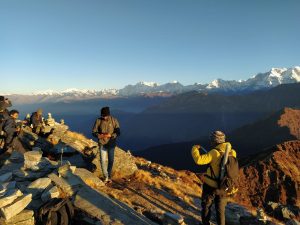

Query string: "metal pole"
[60, 147, 64, 165]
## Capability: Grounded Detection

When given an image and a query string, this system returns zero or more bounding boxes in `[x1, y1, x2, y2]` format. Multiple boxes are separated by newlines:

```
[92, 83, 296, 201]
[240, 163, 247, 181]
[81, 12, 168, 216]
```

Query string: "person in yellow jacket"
[191, 130, 237, 225]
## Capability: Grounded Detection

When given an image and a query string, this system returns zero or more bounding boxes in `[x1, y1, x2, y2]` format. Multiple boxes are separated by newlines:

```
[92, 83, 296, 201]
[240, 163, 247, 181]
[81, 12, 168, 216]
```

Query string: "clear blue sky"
[0, 0, 299, 94]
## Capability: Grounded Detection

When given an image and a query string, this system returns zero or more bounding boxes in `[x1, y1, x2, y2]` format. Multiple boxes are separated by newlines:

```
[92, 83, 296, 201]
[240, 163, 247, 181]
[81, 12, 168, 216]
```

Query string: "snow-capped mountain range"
[3, 66, 300, 102]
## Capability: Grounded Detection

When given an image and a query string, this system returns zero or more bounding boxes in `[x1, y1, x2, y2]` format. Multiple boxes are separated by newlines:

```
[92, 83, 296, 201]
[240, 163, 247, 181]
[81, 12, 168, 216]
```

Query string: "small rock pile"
[0, 148, 129, 224]
[0, 150, 59, 224]
[19, 122, 138, 180]
[266, 202, 299, 222]
[0, 119, 148, 225]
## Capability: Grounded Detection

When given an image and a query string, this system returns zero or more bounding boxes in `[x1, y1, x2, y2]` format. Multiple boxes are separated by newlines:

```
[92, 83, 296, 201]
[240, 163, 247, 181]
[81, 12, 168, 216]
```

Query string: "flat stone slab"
[0, 209, 34, 224]
[9, 151, 24, 163]
[74, 187, 155, 225]
[2, 181, 16, 191]
[24, 151, 42, 169]
[48, 173, 82, 196]
[26, 178, 52, 199]
[27, 198, 44, 211]
[0, 172, 12, 183]
[58, 164, 72, 177]
[74, 168, 104, 189]
[0, 161, 24, 174]
[164, 212, 184, 224]
[16, 181, 32, 193]
[14, 170, 49, 182]
[0, 189, 23, 208]
[41, 186, 60, 202]
[0, 194, 32, 220]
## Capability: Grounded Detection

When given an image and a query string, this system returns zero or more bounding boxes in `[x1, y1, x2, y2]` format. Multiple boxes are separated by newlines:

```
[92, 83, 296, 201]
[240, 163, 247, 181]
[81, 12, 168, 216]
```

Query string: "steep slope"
[236, 141, 300, 220]
[229, 107, 300, 156]
[0, 121, 258, 225]
[136, 107, 300, 172]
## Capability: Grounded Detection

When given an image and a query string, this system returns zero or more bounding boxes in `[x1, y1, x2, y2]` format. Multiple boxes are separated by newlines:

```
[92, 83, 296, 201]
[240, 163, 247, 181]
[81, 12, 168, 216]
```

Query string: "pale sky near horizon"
[0, 0, 300, 94]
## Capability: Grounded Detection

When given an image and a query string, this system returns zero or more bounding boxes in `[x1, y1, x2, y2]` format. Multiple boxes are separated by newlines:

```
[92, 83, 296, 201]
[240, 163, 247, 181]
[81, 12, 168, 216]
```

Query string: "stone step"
[0, 189, 23, 208]
[0, 194, 32, 221]
[0, 210, 34, 225]
[26, 178, 52, 199]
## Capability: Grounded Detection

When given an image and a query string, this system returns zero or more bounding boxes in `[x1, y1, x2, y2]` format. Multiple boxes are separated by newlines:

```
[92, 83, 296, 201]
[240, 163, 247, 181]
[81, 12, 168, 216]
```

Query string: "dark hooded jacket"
[92, 116, 120, 148]
[31, 112, 43, 127]
[0, 109, 10, 133]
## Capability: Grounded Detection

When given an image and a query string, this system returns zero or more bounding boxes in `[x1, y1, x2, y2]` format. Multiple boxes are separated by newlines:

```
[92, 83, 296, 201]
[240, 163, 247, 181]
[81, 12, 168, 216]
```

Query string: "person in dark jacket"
[2, 110, 26, 154]
[0, 96, 12, 147]
[0, 96, 12, 109]
[31, 108, 44, 135]
[92, 107, 120, 183]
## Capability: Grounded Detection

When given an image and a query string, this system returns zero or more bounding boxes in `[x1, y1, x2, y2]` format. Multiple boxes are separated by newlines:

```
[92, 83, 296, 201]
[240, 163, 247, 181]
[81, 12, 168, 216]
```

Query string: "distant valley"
[4, 67, 300, 163]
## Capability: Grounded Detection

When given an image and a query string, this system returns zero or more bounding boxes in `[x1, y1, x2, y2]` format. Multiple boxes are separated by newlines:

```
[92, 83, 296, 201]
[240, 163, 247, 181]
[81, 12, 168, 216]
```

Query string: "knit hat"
[210, 130, 226, 144]
[101, 107, 110, 117]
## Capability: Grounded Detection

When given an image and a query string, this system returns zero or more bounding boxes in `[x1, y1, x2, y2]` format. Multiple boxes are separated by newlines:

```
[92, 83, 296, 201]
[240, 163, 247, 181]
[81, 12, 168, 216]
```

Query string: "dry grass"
[132, 170, 162, 189]
[131, 165, 201, 207]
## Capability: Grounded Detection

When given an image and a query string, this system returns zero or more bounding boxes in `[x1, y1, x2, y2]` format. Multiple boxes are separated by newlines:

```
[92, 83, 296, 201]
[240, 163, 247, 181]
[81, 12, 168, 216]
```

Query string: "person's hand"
[22, 120, 28, 124]
[193, 145, 200, 149]
[16, 127, 21, 132]
[105, 133, 112, 138]
[192, 145, 201, 152]
[98, 134, 105, 139]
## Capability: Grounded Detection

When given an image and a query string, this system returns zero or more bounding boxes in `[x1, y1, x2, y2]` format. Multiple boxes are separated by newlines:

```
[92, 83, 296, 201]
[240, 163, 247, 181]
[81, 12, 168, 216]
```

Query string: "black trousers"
[201, 183, 227, 225]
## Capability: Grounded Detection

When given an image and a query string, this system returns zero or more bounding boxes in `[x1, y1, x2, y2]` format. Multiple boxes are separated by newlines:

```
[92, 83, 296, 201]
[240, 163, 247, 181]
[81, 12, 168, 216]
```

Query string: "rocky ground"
[236, 140, 300, 222]
[0, 117, 299, 225]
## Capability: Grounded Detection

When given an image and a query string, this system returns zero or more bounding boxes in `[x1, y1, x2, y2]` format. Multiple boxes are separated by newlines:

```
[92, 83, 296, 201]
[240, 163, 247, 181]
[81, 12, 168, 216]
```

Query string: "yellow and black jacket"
[191, 142, 237, 189]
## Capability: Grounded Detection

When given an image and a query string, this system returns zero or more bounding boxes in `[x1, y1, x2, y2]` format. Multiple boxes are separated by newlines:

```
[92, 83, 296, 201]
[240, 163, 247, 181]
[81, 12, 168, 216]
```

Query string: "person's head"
[37, 108, 43, 115]
[9, 110, 19, 119]
[0, 96, 12, 110]
[100, 107, 110, 120]
[210, 130, 226, 147]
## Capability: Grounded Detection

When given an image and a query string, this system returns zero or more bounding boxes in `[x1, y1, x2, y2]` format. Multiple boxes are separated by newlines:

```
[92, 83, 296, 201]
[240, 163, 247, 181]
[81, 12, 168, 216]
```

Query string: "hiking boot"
[103, 177, 112, 184]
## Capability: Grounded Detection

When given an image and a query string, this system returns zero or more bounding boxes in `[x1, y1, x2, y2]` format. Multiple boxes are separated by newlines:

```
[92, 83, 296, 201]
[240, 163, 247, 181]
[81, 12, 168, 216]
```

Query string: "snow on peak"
[139, 82, 158, 87]
[7, 65, 300, 98]
[62, 88, 80, 92]
[33, 90, 58, 95]
[269, 68, 287, 77]
[294, 66, 300, 71]
[207, 79, 220, 89]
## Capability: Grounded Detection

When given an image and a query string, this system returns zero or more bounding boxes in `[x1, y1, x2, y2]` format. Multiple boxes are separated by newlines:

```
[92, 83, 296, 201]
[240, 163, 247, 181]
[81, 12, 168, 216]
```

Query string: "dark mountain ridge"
[136, 106, 300, 171]
[123, 83, 300, 150]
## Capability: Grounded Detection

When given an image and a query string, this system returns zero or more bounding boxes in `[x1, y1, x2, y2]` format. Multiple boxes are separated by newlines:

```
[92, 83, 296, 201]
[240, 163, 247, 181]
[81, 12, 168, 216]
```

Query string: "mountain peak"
[138, 81, 158, 87]
[207, 79, 220, 89]
[7, 66, 300, 99]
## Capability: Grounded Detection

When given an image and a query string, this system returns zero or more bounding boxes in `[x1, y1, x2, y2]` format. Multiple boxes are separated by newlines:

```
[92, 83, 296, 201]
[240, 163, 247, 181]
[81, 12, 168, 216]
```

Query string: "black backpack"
[216, 153, 239, 196]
